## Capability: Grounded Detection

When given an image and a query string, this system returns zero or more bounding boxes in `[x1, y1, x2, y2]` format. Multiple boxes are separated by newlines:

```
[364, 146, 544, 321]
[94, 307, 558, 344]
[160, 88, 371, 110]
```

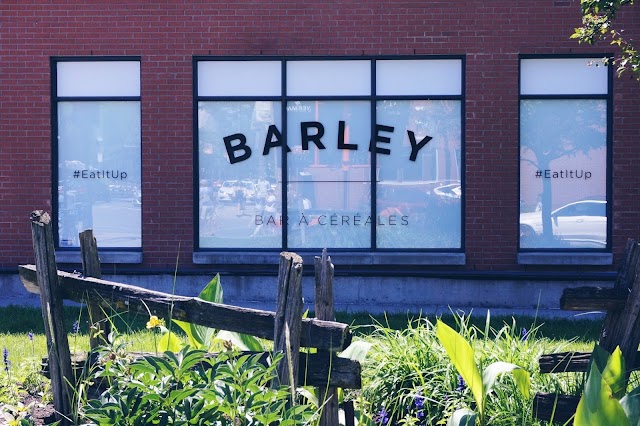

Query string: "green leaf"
[590, 343, 611, 375]
[575, 361, 630, 426]
[447, 408, 477, 426]
[603, 346, 627, 400]
[338, 340, 372, 363]
[173, 319, 215, 349]
[198, 274, 223, 303]
[482, 361, 530, 398]
[157, 330, 184, 353]
[215, 330, 264, 351]
[620, 386, 640, 425]
[436, 320, 484, 417]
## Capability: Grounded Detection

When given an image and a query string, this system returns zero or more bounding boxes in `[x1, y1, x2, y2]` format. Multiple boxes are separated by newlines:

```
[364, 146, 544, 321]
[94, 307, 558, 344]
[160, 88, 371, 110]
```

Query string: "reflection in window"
[196, 58, 464, 251]
[286, 101, 371, 249]
[58, 101, 141, 247]
[55, 60, 141, 249]
[377, 100, 462, 248]
[520, 98, 607, 249]
[198, 101, 283, 248]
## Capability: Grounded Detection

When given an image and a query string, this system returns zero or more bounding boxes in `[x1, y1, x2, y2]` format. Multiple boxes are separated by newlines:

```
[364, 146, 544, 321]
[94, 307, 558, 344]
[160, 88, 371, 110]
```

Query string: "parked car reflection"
[520, 199, 606, 248]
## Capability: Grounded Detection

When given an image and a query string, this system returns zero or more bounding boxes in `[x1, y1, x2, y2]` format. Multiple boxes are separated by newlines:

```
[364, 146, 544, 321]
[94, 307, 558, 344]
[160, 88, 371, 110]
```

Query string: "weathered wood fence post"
[30, 211, 73, 425]
[315, 249, 340, 426]
[79, 229, 110, 352]
[273, 252, 304, 391]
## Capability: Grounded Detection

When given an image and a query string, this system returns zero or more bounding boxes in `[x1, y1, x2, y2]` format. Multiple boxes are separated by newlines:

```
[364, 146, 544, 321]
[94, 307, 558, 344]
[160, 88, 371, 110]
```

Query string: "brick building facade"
[1, 1, 639, 314]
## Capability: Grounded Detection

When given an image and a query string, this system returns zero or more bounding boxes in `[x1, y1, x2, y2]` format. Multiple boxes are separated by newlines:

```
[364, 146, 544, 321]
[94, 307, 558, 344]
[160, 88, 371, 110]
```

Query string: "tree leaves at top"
[572, 0, 639, 80]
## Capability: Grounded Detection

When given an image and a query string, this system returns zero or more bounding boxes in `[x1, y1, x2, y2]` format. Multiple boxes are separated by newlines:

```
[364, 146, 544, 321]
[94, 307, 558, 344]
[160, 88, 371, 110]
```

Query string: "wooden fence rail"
[20, 210, 361, 426]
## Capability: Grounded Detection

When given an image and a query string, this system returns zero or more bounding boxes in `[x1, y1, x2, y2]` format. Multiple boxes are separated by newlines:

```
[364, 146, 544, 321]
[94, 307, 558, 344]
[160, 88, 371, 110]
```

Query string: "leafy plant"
[435, 319, 530, 426]
[157, 274, 264, 353]
[80, 344, 318, 425]
[573, 344, 640, 426]
[360, 316, 457, 425]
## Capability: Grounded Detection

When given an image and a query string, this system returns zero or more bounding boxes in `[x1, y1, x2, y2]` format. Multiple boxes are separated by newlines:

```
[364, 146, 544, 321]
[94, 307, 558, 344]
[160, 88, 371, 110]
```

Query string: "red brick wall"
[1, 0, 639, 271]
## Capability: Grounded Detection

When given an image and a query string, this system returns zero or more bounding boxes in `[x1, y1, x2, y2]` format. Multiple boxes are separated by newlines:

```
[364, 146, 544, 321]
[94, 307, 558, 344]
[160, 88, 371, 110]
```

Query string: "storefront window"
[519, 57, 610, 249]
[196, 57, 464, 251]
[54, 59, 141, 248]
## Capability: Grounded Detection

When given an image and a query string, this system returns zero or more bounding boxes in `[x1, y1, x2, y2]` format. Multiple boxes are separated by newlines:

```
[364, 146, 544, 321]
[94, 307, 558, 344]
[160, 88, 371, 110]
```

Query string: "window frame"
[517, 54, 613, 256]
[51, 56, 142, 255]
[193, 55, 466, 255]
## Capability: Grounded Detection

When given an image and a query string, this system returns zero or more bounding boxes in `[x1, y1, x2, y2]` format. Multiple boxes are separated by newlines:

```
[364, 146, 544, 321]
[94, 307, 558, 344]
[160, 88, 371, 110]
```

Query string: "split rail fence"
[533, 238, 640, 424]
[19, 210, 361, 425]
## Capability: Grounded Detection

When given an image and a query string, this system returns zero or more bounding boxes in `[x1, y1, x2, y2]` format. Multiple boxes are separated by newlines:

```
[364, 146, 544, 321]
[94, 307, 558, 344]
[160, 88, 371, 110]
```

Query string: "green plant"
[572, 344, 640, 426]
[435, 319, 531, 426]
[360, 316, 456, 425]
[157, 274, 264, 353]
[79, 344, 318, 425]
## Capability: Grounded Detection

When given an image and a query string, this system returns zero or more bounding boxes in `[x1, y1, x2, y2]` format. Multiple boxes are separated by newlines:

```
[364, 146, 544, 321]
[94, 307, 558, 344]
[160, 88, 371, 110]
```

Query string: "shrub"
[78, 342, 319, 425]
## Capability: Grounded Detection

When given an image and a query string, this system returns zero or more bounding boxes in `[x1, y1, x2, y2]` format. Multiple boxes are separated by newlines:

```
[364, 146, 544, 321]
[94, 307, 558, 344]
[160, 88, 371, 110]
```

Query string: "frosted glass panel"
[521, 58, 608, 95]
[377, 60, 462, 96]
[198, 61, 281, 96]
[287, 61, 370, 96]
[57, 62, 140, 97]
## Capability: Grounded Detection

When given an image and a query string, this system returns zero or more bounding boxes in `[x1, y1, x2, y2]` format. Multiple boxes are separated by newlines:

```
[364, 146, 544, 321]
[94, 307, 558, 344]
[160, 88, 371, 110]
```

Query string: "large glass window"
[519, 57, 610, 250]
[196, 57, 464, 251]
[54, 59, 141, 248]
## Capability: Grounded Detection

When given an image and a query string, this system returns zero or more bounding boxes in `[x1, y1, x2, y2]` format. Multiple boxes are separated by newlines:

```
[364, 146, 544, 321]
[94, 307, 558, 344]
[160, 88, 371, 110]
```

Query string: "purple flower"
[521, 328, 529, 341]
[456, 374, 466, 392]
[3, 348, 9, 372]
[414, 391, 425, 410]
[374, 407, 390, 425]
[28, 331, 34, 341]
[73, 320, 80, 335]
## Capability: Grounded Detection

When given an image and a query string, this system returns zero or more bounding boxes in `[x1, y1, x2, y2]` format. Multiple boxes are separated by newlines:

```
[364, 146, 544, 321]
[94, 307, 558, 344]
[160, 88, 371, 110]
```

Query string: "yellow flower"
[146, 315, 164, 329]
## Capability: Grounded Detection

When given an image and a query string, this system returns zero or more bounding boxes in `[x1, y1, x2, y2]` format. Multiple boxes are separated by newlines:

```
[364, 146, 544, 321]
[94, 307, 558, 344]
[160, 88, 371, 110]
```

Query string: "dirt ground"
[21, 395, 56, 425]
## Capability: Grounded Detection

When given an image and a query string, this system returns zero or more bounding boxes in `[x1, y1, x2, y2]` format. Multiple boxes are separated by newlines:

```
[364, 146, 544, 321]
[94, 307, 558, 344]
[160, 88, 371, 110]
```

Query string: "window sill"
[518, 252, 612, 265]
[55, 250, 143, 264]
[193, 251, 466, 266]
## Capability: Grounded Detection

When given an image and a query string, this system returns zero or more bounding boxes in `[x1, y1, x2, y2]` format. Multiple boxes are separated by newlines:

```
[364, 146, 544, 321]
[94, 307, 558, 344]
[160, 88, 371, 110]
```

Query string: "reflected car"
[217, 180, 239, 202]
[519, 199, 606, 247]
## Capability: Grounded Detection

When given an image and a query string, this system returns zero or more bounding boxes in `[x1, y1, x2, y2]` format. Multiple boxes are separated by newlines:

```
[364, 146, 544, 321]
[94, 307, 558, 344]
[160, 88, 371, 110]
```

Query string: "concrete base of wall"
[0, 272, 611, 320]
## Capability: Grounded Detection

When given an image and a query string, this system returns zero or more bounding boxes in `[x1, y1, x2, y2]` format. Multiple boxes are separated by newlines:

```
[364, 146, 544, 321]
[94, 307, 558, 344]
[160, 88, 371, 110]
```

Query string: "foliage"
[155, 274, 264, 353]
[79, 342, 318, 425]
[572, 0, 639, 80]
[436, 320, 530, 426]
[357, 312, 580, 426]
[573, 344, 640, 425]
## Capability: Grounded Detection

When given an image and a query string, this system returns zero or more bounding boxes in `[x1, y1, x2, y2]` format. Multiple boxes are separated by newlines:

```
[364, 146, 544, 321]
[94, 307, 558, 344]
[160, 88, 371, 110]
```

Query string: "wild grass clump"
[357, 312, 594, 426]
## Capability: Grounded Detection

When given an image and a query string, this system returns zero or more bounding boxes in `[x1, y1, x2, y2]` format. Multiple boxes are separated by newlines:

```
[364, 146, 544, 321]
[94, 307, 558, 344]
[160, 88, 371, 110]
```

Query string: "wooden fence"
[532, 238, 640, 423]
[19, 210, 361, 425]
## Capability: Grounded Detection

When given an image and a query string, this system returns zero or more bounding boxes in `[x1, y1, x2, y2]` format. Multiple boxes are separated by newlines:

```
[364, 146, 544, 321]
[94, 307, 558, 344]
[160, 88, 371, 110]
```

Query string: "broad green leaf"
[215, 330, 264, 351]
[620, 385, 640, 425]
[603, 346, 627, 399]
[482, 361, 530, 398]
[589, 343, 611, 375]
[574, 362, 630, 426]
[437, 320, 484, 417]
[447, 408, 477, 426]
[338, 340, 372, 363]
[198, 274, 223, 303]
[172, 319, 215, 349]
[157, 330, 184, 353]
